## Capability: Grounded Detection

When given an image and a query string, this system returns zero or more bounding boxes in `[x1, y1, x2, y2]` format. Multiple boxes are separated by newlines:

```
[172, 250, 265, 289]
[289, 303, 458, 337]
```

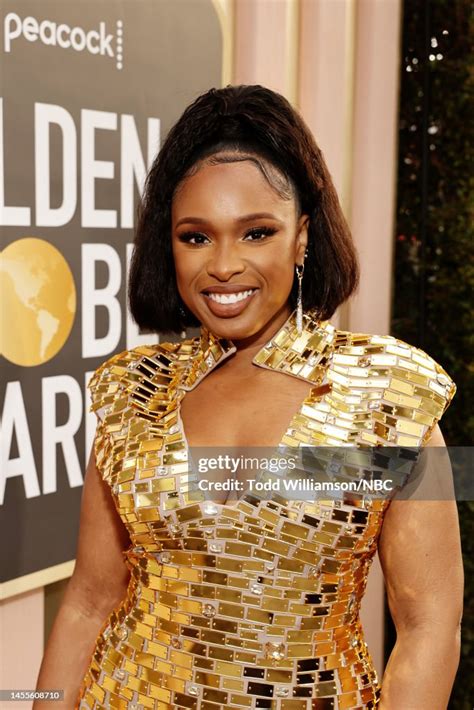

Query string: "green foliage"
[388, 0, 473, 706]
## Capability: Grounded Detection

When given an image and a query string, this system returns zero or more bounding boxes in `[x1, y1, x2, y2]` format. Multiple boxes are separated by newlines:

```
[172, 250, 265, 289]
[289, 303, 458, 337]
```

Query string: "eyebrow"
[175, 212, 284, 228]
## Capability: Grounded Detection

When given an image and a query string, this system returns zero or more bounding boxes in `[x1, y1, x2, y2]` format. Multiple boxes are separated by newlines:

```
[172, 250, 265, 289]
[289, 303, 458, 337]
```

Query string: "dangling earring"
[179, 304, 186, 338]
[295, 263, 304, 335]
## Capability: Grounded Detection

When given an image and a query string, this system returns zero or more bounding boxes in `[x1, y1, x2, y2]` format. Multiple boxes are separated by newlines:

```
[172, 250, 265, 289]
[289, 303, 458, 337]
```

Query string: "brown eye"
[244, 227, 278, 241]
[177, 232, 209, 245]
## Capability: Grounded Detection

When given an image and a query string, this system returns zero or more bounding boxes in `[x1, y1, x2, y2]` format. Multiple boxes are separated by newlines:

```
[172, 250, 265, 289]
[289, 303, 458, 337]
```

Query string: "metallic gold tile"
[77, 309, 456, 709]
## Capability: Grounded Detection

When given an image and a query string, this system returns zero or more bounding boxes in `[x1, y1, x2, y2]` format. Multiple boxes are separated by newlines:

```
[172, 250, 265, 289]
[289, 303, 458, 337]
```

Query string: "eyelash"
[177, 226, 278, 245]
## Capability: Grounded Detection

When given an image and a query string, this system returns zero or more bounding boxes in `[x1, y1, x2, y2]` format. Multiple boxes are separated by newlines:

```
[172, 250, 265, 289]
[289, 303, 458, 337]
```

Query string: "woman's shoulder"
[333, 327, 455, 384]
[332, 327, 457, 439]
[87, 338, 194, 421]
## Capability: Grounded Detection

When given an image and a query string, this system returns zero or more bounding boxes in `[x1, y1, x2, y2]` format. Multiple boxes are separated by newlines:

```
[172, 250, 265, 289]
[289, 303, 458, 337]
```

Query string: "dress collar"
[179, 307, 336, 391]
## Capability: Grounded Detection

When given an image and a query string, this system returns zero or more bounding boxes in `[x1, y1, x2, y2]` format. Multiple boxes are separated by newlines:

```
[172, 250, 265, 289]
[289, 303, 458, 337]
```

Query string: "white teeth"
[206, 289, 255, 304]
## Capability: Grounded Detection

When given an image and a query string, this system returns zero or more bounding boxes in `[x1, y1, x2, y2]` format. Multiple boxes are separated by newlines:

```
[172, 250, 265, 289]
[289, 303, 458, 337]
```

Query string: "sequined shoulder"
[373, 333, 456, 445]
[87, 340, 189, 421]
[328, 329, 456, 446]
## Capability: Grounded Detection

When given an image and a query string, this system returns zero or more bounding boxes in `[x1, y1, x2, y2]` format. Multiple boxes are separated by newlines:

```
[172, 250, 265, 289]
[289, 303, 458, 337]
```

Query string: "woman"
[35, 85, 463, 709]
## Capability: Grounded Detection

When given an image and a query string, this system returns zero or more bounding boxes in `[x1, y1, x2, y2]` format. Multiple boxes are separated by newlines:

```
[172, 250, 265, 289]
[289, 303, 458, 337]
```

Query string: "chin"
[206, 318, 253, 336]
[201, 312, 256, 336]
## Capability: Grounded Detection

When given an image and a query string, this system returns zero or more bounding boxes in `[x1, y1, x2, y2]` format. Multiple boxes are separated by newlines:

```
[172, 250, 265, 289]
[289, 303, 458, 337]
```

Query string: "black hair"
[129, 84, 359, 334]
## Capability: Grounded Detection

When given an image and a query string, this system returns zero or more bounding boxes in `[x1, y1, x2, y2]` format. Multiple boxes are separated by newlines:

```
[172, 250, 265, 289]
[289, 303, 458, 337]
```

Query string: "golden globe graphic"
[0, 238, 76, 366]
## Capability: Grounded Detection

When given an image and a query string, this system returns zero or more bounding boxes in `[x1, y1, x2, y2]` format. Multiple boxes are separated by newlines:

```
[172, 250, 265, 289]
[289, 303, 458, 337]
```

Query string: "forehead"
[171, 157, 296, 218]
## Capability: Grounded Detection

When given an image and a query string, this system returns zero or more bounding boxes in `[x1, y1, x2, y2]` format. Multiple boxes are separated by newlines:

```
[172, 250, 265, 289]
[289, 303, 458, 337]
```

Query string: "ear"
[295, 214, 310, 265]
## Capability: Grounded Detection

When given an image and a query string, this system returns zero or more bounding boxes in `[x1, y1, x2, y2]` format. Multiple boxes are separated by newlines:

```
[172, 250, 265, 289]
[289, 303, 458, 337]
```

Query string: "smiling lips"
[205, 289, 255, 304]
[201, 286, 259, 314]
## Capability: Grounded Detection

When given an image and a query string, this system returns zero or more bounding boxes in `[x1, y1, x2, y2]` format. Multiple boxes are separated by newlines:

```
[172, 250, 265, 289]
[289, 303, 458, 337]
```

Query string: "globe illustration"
[1, 238, 76, 367]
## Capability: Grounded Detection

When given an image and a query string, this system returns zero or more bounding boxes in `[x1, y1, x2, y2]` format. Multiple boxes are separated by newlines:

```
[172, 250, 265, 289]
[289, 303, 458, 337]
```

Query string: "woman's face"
[171, 156, 308, 343]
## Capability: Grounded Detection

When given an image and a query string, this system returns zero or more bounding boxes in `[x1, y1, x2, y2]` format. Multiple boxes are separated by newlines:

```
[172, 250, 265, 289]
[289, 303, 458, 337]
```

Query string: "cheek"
[268, 246, 298, 295]
[172, 245, 195, 282]
[257, 241, 296, 277]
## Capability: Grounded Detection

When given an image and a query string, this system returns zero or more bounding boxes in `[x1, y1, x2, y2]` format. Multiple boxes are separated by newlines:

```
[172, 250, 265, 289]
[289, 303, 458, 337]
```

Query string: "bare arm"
[33, 439, 131, 709]
[378, 424, 464, 709]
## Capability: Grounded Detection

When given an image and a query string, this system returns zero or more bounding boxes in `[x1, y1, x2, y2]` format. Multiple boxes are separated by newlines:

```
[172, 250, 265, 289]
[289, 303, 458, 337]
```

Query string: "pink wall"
[0, 590, 44, 710]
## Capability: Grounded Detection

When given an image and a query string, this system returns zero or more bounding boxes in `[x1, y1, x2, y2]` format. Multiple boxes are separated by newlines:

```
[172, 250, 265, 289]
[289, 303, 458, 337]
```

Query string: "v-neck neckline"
[177, 379, 332, 508]
[125, 307, 336, 508]
[175, 310, 335, 506]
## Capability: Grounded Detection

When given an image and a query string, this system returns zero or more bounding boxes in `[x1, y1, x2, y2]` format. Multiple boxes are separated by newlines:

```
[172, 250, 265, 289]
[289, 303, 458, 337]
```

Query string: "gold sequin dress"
[76, 308, 456, 710]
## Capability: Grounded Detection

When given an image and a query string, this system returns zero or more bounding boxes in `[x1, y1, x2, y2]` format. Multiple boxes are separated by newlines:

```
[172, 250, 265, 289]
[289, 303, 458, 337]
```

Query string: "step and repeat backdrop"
[0, 0, 226, 592]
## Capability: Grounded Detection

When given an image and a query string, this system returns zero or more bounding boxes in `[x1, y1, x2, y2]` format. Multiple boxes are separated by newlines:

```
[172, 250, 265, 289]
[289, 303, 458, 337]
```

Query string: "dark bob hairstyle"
[129, 84, 359, 335]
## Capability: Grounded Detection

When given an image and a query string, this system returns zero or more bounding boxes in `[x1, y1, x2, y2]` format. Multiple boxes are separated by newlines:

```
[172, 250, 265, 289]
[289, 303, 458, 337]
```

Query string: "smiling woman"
[128, 85, 359, 338]
[34, 85, 462, 710]
[171, 158, 309, 337]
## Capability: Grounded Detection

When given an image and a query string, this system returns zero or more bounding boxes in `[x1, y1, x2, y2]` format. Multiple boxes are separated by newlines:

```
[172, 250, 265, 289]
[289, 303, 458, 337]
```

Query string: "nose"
[205, 241, 246, 281]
